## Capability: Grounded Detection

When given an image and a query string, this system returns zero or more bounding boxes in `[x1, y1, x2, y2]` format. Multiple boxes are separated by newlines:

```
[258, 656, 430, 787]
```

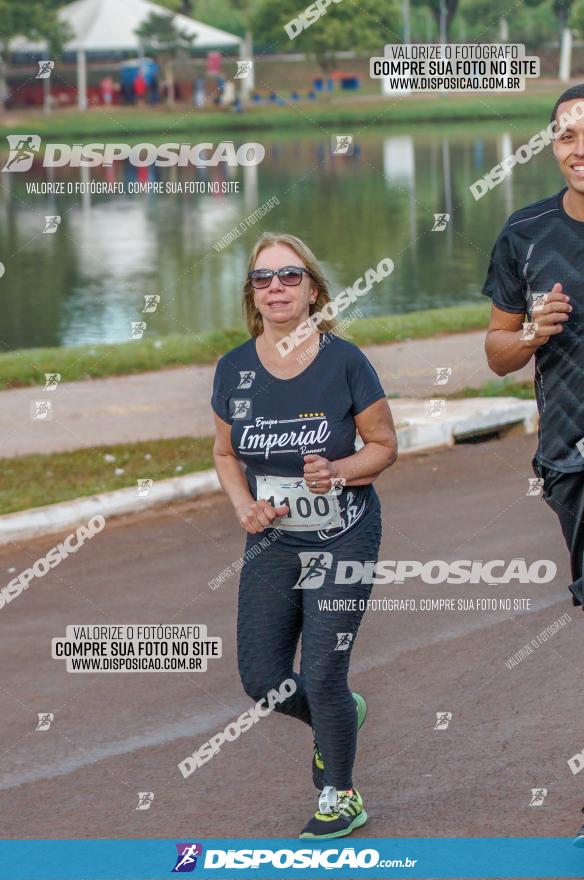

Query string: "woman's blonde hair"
[243, 232, 336, 337]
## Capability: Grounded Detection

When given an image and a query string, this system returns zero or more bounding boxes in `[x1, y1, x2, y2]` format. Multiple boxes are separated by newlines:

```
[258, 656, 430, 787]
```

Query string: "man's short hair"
[550, 84, 584, 122]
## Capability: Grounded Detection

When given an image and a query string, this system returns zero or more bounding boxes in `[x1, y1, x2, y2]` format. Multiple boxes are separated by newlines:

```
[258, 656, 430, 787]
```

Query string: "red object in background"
[134, 72, 147, 98]
[206, 51, 221, 75]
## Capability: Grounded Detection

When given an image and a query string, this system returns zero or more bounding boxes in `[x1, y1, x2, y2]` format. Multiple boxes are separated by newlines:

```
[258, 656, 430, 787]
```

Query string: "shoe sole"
[573, 835, 584, 848]
[312, 693, 367, 790]
[299, 809, 368, 839]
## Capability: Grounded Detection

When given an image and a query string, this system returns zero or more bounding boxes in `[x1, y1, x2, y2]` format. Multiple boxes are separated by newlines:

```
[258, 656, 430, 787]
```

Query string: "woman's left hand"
[303, 454, 342, 494]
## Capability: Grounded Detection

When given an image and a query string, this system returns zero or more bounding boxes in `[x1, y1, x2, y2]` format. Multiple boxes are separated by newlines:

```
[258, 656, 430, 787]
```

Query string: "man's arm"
[485, 283, 572, 377]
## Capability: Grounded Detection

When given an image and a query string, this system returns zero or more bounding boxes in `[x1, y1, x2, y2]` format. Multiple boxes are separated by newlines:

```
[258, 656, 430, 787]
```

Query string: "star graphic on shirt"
[299, 412, 325, 418]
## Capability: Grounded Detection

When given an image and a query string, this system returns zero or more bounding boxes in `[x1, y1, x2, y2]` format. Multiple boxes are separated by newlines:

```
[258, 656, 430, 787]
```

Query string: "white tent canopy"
[10, 0, 243, 109]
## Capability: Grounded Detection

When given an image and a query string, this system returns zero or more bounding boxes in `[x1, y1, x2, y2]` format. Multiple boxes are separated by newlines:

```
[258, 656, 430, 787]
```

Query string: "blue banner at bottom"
[1, 838, 583, 879]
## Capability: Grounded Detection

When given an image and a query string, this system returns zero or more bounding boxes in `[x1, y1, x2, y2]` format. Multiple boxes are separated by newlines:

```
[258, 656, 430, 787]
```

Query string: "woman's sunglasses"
[248, 265, 314, 289]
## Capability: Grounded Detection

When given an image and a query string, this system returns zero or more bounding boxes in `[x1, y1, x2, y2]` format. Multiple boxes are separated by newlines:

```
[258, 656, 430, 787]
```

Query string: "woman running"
[211, 232, 397, 839]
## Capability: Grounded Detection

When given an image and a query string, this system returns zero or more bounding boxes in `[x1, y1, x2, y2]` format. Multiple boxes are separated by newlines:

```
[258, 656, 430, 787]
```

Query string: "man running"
[481, 84, 584, 841]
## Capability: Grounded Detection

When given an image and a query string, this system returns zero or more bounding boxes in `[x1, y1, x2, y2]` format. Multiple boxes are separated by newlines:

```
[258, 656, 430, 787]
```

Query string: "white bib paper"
[256, 475, 342, 531]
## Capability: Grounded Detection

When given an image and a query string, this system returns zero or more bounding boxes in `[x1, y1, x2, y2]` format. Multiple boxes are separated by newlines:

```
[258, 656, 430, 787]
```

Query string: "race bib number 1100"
[256, 475, 342, 531]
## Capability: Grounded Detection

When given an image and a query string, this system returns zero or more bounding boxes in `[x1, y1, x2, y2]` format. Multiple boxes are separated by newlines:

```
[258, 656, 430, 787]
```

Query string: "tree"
[135, 11, 196, 106]
[411, 0, 460, 41]
[0, 0, 70, 113]
[253, 0, 399, 72]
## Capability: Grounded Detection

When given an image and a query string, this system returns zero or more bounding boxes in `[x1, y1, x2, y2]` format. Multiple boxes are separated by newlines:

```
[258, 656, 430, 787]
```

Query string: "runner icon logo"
[136, 792, 154, 810]
[434, 367, 452, 386]
[432, 213, 450, 231]
[527, 478, 544, 497]
[434, 711, 452, 730]
[529, 788, 547, 806]
[332, 135, 354, 156]
[172, 843, 203, 872]
[43, 215, 61, 233]
[35, 712, 54, 731]
[2, 135, 41, 172]
[237, 371, 256, 389]
[230, 399, 252, 419]
[335, 632, 354, 651]
[294, 551, 333, 589]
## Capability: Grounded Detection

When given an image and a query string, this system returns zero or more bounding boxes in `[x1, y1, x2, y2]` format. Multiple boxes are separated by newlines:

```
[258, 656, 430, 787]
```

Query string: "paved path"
[0, 433, 578, 844]
[0, 331, 533, 458]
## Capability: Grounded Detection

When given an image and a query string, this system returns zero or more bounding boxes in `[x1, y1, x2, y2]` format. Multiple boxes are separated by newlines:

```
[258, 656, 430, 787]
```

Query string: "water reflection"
[0, 123, 566, 350]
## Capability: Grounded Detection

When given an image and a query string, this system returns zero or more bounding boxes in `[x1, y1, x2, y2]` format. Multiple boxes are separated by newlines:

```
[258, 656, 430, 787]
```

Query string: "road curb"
[0, 397, 537, 545]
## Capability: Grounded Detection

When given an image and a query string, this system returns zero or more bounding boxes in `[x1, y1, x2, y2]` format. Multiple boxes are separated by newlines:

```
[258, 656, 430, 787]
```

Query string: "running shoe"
[573, 808, 584, 846]
[312, 692, 367, 789]
[299, 785, 367, 839]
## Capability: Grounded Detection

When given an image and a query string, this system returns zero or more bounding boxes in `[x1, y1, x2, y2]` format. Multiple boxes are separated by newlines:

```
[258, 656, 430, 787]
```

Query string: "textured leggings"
[236, 502, 382, 790]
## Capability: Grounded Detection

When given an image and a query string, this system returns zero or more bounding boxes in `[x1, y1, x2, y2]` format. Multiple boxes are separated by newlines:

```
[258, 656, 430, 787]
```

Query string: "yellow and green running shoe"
[312, 692, 367, 789]
[299, 785, 368, 839]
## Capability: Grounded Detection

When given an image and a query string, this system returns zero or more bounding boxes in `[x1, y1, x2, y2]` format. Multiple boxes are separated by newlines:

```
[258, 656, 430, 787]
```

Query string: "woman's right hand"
[235, 498, 289, 534]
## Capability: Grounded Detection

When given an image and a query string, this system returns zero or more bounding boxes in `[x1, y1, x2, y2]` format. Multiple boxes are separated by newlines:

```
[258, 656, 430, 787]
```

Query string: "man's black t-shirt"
[481, 187, 584, 473]
[211, 332, 386, 544]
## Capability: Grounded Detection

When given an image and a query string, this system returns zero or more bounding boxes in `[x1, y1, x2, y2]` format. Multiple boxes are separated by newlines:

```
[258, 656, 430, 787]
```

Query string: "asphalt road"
[0, 432, 580, 859]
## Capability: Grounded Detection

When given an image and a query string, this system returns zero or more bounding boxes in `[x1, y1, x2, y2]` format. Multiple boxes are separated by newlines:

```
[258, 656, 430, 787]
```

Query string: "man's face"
[552, 98, 584, 194]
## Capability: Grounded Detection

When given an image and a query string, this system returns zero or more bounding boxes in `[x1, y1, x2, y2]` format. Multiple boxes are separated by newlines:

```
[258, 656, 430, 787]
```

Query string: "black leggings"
[533, 457, 584, 606]
[236, 502, 382, 791]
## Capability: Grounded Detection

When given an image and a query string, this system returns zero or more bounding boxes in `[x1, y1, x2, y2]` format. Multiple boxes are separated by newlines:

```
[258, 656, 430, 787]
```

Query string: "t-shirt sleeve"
[211, 356, 230, 423]
[348, 348, 386, 415]
[481, 222, 527, 314]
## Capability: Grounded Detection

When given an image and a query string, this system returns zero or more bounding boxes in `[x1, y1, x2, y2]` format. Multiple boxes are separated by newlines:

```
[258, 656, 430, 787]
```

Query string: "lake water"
[0, 122, 566, 350]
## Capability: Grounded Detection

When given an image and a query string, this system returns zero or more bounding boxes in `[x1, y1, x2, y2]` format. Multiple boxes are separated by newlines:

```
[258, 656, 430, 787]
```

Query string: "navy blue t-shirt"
[211, 332, 386, 544]
[481, 188, 584, 473]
